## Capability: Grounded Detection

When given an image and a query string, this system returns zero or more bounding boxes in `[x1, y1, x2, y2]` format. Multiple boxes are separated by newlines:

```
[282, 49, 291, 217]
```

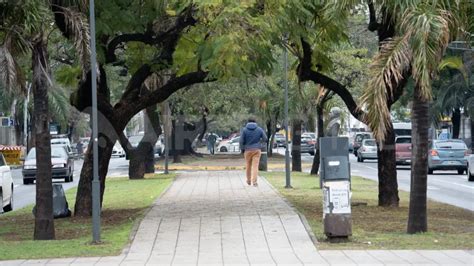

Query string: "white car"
[112, 142, 126, 157]
[0, 153, 13, 213]
[217, 136, 241, 153]
[468, 154, 474, 182]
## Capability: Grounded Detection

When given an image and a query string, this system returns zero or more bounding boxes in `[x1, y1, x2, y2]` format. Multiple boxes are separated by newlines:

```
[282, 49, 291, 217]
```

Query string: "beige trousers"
[244, 149, 261, 184]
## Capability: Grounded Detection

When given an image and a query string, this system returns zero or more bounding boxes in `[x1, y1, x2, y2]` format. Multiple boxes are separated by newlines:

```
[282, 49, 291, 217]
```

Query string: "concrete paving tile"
[441, 250, 474, 264]
[342, 250, 382, 265]
[20, 260, 50, 265]
[0, 260, 26, 266]
[391, 250, 437, 264]
[366, 250, 409, 264]
[417, 250, 466, 265]
[318, 250, 355, 265]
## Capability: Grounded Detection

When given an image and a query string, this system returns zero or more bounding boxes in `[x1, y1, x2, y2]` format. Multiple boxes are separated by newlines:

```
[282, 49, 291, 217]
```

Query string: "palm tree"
[362, 1, 469, 233]
[1, 0, 89, 240]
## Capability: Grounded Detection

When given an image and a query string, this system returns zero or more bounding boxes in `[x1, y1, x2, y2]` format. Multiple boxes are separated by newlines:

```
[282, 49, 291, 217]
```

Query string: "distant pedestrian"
[239, 118, 267, 186]
[207, 133, 217, 154]
[76, 141, 83, 157]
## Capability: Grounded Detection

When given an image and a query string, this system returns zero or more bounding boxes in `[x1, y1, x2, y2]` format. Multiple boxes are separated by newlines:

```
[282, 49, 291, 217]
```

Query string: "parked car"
[468, 154, 474, 181]
[352, 132, 373, 156]
[428, 139, 469, 175]
[300, 136, 316, 155]
[51, 136, 73, 155]
[357, 139, 378, 162]
[395, 136, 412, 165]
[22, 146, 75, 184]
[302, 132, 316, 141]
[112, 142, 126, 157]
[217, 136, 241, 153]
[0, 153, 13, 213]
[155, 135, 165, 157]
[273, 133, 287, 148]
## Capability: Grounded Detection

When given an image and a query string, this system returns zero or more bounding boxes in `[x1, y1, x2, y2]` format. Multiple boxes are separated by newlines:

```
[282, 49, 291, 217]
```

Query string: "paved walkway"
[1, 171, 473, 265]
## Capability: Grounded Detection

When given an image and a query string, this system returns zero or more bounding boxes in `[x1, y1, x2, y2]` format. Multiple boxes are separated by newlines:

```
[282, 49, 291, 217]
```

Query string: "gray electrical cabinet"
[319, 137, 352, 238]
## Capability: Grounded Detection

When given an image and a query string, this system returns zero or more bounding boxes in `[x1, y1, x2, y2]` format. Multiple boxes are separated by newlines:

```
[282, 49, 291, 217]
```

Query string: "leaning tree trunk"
[129, 105, 161, 179]
[32, 35, 55, 240]
[74, 114, 116, 217]
[291, 119, 302, 172]
[407, 87, 430, 234]
[377, 121, 399, 207]
[311, 106, 324, 175]
[452, 108, 461, 139]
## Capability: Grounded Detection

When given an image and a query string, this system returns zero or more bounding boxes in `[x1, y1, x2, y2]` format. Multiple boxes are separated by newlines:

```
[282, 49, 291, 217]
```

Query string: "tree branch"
[367, 0, 379, 32]
[298, 39, 366, 122]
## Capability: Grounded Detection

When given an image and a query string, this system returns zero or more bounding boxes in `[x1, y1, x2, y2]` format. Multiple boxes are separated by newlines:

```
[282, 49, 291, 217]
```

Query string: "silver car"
[467, 154, 474, 181]
[357, 139, 378, 162]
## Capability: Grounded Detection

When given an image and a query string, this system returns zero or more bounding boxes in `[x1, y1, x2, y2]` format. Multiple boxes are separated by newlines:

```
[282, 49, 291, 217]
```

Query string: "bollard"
[259, 144, 268, 171]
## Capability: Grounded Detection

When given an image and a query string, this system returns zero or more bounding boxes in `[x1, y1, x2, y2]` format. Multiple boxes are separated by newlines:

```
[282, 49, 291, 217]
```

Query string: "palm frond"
[402, 6, 452, 101]
[361, 35, 411, 141]
[57, 6, 90, 75]
[0, 45, 25, 93]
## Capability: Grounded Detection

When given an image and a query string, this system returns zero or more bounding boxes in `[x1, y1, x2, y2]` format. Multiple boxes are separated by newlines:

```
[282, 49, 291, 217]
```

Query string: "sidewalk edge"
[120, 172, 178, 256]
[260, 174, 319, 246]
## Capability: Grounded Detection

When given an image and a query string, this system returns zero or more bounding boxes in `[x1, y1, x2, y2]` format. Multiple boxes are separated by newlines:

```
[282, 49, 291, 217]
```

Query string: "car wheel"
[220, 146, 228, 152]
[457, 169, 464, 175]
[360, 157, 364, 162]
[428, 168, 433, 174]
[23, 179, 31, 185]
[3, 185, 13, 212]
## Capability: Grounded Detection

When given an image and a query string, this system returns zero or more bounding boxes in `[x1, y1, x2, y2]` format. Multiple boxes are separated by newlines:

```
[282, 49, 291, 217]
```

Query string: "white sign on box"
[322, 180, 351, 214]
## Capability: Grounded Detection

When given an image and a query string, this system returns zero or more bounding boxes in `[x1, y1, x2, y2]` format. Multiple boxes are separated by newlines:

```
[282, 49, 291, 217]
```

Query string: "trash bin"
[319, 137, 352, 238]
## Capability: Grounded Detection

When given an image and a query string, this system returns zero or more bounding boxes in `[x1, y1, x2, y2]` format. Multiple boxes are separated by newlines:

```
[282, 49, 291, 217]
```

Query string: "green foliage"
[55, 65, 82, 88]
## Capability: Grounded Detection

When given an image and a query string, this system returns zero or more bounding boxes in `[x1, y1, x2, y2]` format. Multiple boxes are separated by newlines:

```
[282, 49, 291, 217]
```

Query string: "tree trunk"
[377, 122, 399, 206]
[291, 119, 302, 172]
[129, 105, 161, 179]
[311, 106, 324, 175]
[407, 87, 430, 234]
[451, 108, 461, 139]
[266, 120, 273, 157]
[32, 35, 55, 240]
[171, 119, 182, 163]
[74, 115, 116, 217]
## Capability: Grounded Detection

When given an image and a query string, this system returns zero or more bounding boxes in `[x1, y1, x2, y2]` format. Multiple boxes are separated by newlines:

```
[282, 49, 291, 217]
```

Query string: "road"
[6, 156, 130, 213]
[294, 149, 474, 211]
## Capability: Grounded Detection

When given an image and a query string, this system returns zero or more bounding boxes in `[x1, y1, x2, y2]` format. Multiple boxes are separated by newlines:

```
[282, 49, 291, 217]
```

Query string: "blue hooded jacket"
[239, 122, 268, 151]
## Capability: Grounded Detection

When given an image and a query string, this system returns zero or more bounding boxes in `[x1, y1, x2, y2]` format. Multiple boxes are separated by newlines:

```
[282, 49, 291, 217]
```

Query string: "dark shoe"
[253, 183, 258, 187]
[246, 180, 251, 185]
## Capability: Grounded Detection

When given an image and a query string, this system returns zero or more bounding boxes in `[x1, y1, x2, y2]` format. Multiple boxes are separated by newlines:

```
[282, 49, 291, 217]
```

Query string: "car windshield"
[396, 137, 411, 144]
[364, 140, 376, 146]
[355, 134, 371, 142]
[26, 147, 68, 159]
[435, 141, 467, 149]
[302, 137, 312, 141]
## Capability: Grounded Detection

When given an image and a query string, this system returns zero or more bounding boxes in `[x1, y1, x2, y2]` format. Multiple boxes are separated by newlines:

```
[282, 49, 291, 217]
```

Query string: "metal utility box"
[319, 137, 351, 184]
[319, 137, 352, 238]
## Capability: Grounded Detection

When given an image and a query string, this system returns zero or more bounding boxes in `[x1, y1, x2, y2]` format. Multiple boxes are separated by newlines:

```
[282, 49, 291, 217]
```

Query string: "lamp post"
[89, 0, 101, 243]
[283, 37, 291, 189]
[23, 83, 31, 149]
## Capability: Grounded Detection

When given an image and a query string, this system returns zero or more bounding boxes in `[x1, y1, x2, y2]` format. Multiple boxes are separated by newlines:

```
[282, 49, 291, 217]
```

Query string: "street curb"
[260, 174, 319, 246]
[120, 172, 177, 256]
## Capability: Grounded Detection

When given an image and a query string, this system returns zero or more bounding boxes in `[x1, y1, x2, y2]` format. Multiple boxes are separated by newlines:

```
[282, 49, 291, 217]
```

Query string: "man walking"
[239, 118, 268, 186]
[207, 133, 217, 155]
